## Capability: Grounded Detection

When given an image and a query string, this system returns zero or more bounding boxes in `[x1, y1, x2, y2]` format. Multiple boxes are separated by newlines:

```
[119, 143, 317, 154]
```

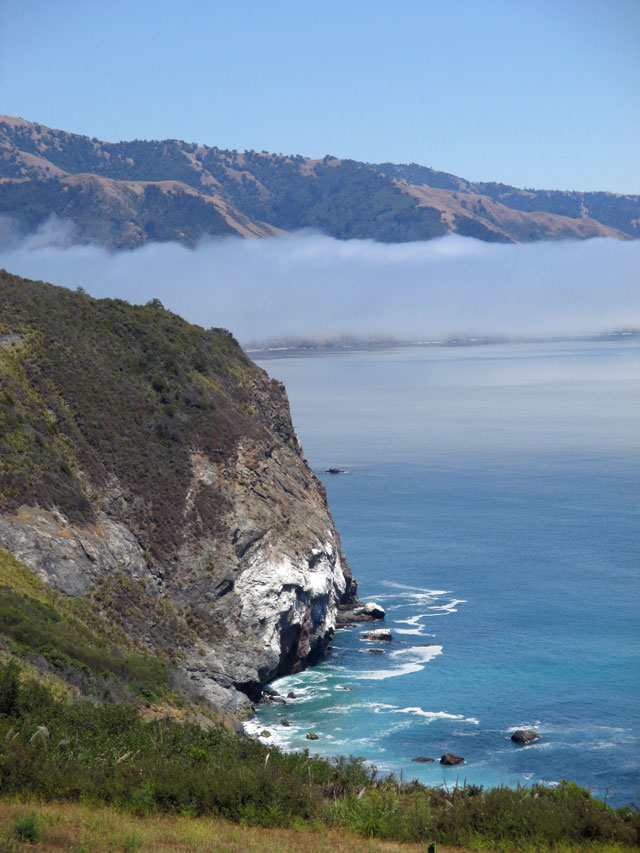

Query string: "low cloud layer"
[0, 218, 638, 343]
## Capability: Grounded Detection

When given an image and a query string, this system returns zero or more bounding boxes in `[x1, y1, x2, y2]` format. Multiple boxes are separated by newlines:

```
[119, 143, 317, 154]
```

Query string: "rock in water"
[411, 756, 435, 763]
[363, 602, 385, 619]
[306, 732, 319, 740]
[362, 628, 393, 641]
[440, 753, 464, 765]
[511, 729, 540, 744]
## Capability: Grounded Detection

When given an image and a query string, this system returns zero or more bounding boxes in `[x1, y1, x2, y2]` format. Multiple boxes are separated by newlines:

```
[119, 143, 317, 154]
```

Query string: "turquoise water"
[249, 340, 640, 807]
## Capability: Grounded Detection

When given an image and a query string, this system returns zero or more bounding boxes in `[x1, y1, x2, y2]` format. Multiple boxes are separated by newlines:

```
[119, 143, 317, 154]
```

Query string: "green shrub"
[0, 659, 20, 715]
[121, 829, 141, 852]
[12, 811, 42, 843]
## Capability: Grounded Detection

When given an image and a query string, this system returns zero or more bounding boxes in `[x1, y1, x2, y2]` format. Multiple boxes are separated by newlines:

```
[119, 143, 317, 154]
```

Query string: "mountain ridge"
[1, 115, 636, 247]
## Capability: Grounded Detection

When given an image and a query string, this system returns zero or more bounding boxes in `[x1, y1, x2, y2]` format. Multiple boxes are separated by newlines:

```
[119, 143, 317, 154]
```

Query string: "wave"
[389, 645, 442, 660]
[506, 722, 541, 733]
[426, 598, 467, 615]
[243, 718, 300, 748]
[354, 644, 443, 680]
[379, 581, 451, 595]
[390, 706, 479, 725]
[395, 614, 427, 626]
[395, 627, 435, 636]
[394, 613, 436, 636]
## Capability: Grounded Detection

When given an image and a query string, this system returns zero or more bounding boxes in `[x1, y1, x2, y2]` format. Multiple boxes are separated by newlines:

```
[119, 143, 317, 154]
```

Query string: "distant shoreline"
[246, 329, 639, 359]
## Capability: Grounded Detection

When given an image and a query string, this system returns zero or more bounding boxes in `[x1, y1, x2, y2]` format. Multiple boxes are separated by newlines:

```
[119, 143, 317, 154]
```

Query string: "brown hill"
[399, 182, 626, 242]
[0, 116, 636, 246]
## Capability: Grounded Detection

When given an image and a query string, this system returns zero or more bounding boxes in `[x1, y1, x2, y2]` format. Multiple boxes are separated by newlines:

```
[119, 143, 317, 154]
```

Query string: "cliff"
[0, 270, 358, 715]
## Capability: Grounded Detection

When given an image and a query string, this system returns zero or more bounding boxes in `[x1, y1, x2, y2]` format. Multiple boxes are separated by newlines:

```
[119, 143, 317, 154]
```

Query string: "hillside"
[1, 115, 636, 247]
[372, 161, 640, 240]
[0, 270, 357, 717]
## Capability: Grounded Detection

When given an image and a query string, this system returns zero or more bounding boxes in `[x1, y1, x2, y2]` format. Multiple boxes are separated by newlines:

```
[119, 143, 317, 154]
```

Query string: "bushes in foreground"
[0, 662, 638, 849]
[330, 783, 640, 849]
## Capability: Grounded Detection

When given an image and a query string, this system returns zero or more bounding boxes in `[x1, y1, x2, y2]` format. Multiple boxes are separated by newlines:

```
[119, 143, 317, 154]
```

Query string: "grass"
[0, 801, 475, 852]
[1, 801, 636, 852]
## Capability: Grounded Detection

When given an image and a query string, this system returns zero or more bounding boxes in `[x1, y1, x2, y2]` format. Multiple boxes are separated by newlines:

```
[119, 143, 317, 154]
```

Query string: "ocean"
[248, 339, 640, 808]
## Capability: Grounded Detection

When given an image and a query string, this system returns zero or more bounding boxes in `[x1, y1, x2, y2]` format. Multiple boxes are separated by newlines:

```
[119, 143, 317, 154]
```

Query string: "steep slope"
[1, 116, 636, 246]
[0, 270, 358, 714]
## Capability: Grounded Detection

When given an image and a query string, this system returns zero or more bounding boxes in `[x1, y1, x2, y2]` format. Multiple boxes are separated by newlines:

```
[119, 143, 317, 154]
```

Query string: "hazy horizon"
[0, 216, 638, 345]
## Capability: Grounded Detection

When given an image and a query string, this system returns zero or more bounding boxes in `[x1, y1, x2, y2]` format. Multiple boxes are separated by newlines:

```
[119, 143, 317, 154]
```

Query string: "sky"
[1, 0, 639, 193]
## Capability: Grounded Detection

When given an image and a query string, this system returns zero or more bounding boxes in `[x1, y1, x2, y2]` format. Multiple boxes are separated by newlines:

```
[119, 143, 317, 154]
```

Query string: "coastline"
[246, 329, 640, 360]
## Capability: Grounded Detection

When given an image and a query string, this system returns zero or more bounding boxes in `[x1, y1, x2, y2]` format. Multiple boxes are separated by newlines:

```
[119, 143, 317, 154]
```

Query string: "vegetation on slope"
[0, 269, 266, 556]
[0, 548, 176, 705]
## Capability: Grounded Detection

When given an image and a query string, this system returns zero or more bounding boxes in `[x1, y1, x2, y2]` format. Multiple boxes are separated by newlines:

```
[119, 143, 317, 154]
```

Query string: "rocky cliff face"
[0, 270, 357, 713]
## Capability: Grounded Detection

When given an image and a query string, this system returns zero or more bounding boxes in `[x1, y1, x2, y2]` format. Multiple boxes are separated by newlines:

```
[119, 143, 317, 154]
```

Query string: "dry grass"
[0, 801, 470, 852]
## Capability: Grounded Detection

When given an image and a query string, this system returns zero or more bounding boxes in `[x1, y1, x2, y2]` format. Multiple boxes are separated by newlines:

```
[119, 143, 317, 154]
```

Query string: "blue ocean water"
[249, 340, 640, 807]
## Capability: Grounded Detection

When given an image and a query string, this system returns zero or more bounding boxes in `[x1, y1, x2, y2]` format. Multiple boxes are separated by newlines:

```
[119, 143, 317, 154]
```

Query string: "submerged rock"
[440, 752, 464, 765]
[368, 648, 385, 654]
[259, 692, 286, 705]
[412, 757, 435, 763]
[362, 628, 392, 642]
[511, 729, 540, 744]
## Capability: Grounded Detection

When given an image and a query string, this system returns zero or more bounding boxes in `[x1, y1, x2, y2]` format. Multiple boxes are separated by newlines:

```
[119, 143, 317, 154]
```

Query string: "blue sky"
[1, 0, 639, 193]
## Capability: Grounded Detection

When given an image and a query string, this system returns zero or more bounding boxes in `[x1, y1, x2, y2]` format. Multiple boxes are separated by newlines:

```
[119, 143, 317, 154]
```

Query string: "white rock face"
[233, 533, 346, 677]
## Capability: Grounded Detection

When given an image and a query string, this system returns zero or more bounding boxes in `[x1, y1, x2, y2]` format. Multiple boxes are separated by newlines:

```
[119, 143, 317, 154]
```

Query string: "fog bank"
[0, 221, 637, 342]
